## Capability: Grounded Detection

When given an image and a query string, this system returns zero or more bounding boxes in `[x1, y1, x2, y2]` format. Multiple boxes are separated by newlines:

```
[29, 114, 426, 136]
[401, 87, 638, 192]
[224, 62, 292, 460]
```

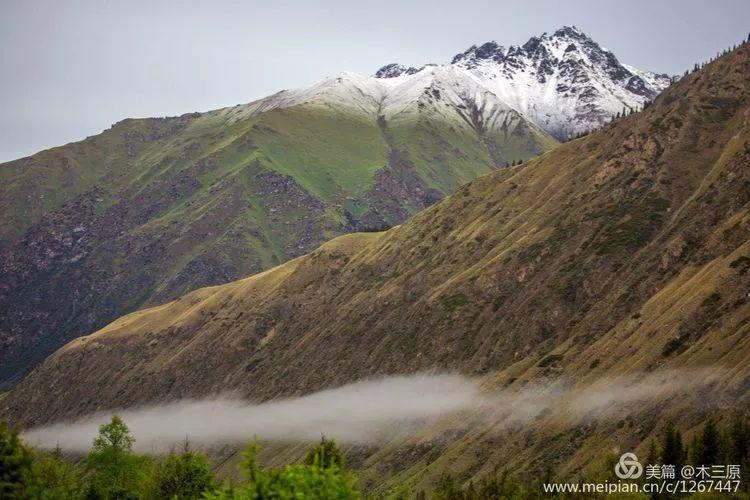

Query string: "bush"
[441, 293, 468, 312]
[143, 447, 215, 499]
[304, 437, 346, 469]
[30, 448, 82, 499]
[206, 439, 358, 499]
[661, 334, 688, 357]
[432, 471, 530, 499]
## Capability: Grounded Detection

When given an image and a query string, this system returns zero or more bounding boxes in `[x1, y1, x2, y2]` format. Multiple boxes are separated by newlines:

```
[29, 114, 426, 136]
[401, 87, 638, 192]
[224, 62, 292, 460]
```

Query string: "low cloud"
[22, 368, 725, 453]
[23, 374, 480, 452]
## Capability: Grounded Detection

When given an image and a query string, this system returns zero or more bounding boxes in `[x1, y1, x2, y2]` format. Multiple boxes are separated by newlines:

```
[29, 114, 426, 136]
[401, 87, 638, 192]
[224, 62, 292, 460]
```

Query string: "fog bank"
[23, 369, 724, 453]
[23, 374, 479, 452]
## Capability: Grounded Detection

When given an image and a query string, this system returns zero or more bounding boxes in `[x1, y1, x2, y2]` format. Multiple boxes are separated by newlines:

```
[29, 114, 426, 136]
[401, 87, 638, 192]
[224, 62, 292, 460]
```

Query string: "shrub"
[304, 437, 346, 470]
[206, 439, 358, 499]
[30, 447, 82, 499]
[441, 293, 469, 312]
[143, 448, 215, 499]
[537, 354, 564, 367]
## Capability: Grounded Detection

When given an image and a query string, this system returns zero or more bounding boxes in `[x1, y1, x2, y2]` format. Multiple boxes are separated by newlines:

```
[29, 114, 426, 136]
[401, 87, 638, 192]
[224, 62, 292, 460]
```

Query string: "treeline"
[684, 32, 750, 78]
[424, 417, 750, 500]
[3, 415, 749, 498]
[0, 416, 358, 499]
[643, 418, 750, 487]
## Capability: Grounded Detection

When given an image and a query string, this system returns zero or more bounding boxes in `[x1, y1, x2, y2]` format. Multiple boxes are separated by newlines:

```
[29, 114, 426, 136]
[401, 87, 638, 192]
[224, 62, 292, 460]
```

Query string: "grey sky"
[1, 0, 748, 163]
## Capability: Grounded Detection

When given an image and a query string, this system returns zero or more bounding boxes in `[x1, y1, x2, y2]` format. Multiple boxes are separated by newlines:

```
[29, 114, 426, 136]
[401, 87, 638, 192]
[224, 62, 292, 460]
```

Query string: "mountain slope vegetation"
[3, 43, 748, 490]
[0, 27, 668, 386]
[0, 76, 555, 387]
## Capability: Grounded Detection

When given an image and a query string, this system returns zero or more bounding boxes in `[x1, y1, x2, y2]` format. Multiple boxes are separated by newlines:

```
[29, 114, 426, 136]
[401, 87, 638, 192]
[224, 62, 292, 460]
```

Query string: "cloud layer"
[23, 369, 724, 453]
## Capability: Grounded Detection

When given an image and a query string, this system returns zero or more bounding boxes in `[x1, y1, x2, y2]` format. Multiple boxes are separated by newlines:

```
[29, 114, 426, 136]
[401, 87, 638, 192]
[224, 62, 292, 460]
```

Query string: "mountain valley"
[3, 38, 748, 493]
[0, 27, 664, 387]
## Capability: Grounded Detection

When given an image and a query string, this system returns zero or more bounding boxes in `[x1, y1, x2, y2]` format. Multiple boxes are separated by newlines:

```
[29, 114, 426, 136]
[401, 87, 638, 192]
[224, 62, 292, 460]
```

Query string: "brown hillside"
[3, 46, 750, 488]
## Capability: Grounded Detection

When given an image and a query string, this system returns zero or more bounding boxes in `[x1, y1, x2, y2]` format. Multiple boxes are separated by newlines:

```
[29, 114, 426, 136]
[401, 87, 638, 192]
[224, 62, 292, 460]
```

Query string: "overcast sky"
[1, 0, 748, 162]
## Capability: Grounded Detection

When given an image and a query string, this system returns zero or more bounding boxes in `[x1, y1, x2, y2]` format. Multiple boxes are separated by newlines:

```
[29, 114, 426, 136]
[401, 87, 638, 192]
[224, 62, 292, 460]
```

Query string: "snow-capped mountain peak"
[451, 41, 506, 65]
[446, 26, 671, 138]
[242, 27, 671, 140]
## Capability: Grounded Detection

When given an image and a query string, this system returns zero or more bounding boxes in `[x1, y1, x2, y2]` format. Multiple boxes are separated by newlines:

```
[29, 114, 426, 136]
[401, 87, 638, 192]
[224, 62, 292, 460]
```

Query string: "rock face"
[415, 26, 671, 139]
[374, 63, 422, 79]
[4, 44, 748, 489]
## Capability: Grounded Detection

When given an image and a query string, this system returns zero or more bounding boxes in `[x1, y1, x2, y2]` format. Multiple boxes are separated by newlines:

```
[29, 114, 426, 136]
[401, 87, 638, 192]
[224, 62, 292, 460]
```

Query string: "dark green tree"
[729, 417, 749, 464]
[0, 421, 35, 499]
[689, 432, 699, 466]
[29, 446, 82, 499]
[645, 438, 659, 467]
[476, 470, 527, 499]
[432, 470, 528, 500]
[661, 423, 685, 471]
[694, 418, 720, 465]
[304, 437, 346, 470]
[729, 417, 750, 492]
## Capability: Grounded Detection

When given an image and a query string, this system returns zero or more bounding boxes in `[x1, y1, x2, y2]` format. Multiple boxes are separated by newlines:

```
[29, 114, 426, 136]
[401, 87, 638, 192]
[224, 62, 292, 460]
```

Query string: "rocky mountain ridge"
[378, 25, 671, 138]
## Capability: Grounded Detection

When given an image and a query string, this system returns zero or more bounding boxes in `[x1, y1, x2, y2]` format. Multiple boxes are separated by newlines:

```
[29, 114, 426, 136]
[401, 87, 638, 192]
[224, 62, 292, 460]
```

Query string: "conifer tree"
[661, 423, 685, 471]
[729, 417, 749, 464]
[694, 419, 721, 465]
[646, 438, 659, 466]
[0, 422, 35, 499]
[304, 437, 346, 470]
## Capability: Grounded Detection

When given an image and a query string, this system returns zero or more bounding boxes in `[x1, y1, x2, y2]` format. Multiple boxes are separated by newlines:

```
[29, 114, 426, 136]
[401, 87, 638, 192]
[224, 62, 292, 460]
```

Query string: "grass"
[255, 106, 389, 198]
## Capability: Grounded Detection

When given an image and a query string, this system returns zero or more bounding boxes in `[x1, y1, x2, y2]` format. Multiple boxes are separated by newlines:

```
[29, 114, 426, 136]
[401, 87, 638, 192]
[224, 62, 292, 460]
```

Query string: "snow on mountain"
[374, 63, 422, 79]
[450, 26, 672, 138]
[237, 26, 671, 140]
[236, 65, 544, 144]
